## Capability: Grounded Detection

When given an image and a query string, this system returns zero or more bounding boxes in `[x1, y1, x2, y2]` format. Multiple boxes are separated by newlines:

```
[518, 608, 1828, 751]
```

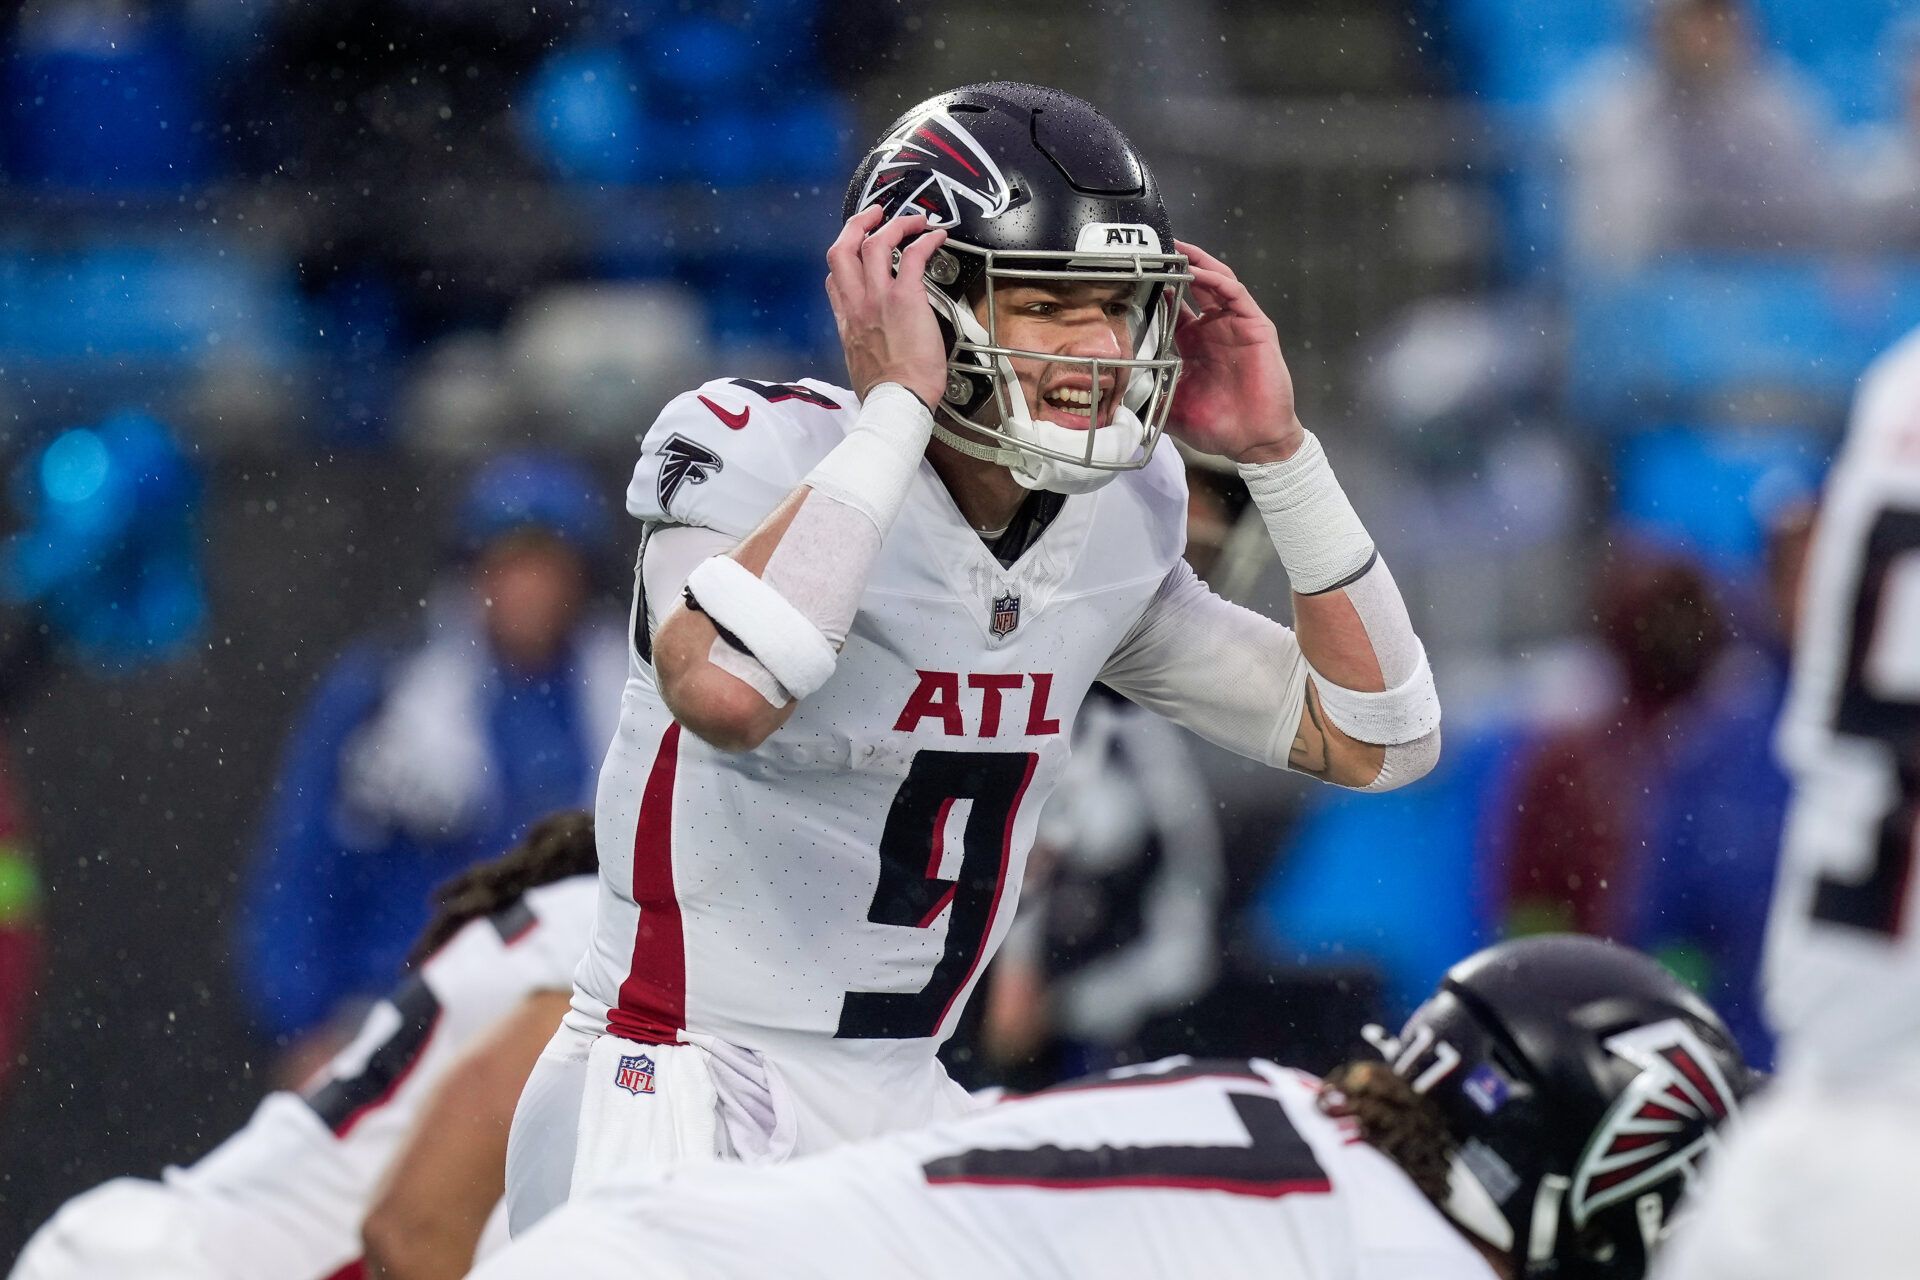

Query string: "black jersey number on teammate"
[838, 750, 1037, 1040]
[302, 975, 443, 1136]
[1811, 507, 1920, 938]
[729, 378, 841, 410]
[923, 1064, 1330, 1197]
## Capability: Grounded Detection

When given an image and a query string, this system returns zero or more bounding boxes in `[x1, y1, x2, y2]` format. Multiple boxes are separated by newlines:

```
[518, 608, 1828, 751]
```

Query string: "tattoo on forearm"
[1289, 684, 1332, 778]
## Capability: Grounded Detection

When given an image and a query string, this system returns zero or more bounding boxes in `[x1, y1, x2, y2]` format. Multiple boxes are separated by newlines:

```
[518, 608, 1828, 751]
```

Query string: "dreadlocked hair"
[407, 809, 596, 967]
[1318, 1059, 1455, 1206]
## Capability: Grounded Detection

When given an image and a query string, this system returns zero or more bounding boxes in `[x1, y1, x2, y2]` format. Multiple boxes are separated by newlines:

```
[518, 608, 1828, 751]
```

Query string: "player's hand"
[1167, 240, 1304, 464]
[826, 208, 951, 411]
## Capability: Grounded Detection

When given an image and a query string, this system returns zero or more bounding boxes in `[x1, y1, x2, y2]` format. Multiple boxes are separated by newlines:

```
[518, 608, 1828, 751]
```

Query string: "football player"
[509, 82, 1443, 1227]
[1654, 335, 1920, 1277]
[475, 935, 1751, 1279]
[10, 812, 598, 1280]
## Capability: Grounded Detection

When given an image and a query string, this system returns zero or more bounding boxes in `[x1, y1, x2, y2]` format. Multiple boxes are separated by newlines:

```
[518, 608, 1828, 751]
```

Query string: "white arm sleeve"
[642, 524, 792, 705]
[1098, 560, 1310, 769]
[642, 525, 738, 637]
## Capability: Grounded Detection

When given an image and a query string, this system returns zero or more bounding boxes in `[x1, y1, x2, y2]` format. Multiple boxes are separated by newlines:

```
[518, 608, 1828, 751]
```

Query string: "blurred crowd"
[4, 0, 1919, 1236]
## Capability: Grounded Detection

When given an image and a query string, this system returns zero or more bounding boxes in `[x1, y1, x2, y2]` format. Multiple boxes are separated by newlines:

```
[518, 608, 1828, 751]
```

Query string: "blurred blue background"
[2, 0, 1914, 1252]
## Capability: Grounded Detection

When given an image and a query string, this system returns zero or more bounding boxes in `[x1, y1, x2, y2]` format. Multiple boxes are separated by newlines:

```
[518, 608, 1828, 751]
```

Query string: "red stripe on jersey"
[321, 1262, 367, 1280]
[926, 796, 956, 877]
[607, 722, 686, 1043]
[916, 885, 957, 930]
[932, 752, 1037, 1034]
[924, 1172, 1333, 1199]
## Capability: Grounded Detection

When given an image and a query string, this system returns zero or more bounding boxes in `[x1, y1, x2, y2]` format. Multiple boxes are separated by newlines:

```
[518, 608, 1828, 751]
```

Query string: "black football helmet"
[1369, 935, 1758, 1280]
[843, 82, 1192, 493]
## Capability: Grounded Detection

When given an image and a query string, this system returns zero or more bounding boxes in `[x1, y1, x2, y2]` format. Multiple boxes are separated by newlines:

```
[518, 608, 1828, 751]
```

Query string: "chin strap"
[930, 413, 1017, 466]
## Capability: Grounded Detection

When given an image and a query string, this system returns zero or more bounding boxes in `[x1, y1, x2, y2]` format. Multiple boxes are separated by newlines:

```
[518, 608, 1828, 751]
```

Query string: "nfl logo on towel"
[615, 1053, 656, 1095]
[989, 591, 1021, 639]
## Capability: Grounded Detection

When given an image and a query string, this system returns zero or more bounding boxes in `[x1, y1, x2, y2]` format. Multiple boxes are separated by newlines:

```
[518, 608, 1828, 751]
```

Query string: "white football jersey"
[546, 1060, 1495, 1280]
[12, 877, 595, 1280]
[1765, 327, 1920, 1078]
[570, 377, 1187, 1064]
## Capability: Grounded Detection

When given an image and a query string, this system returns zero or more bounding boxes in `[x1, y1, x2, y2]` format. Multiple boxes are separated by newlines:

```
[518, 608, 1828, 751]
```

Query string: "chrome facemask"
[923, 238, 1191, 495]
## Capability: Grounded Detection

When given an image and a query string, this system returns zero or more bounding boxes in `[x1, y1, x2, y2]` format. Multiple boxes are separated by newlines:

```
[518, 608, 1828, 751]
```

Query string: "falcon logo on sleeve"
[656, 434, 725, 514]
[1570, 1019, 1740, 1226]
[855, 109, 1012, 229]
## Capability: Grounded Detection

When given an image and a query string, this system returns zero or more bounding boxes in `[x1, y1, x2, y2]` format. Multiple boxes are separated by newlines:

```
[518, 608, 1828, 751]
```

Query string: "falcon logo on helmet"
[1571, 1019, 1739, 1227]
[855, 110, 1012, 229]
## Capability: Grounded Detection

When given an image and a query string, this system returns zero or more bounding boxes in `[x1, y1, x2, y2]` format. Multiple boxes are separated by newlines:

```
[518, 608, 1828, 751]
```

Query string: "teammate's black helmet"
[843, 82, 1192, 494]
[1375, 935, 1757, 1280]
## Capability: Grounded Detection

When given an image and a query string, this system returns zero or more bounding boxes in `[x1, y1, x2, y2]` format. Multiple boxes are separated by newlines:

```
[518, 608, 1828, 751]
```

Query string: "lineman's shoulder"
[1847, 326, 1920, 478]
[626, 376, 858, 535]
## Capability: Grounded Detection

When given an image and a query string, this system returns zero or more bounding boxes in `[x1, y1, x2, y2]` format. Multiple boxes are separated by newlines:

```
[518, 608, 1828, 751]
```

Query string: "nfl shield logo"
[615, 1053, 656, 1095]
[990, 591, 1021, 638]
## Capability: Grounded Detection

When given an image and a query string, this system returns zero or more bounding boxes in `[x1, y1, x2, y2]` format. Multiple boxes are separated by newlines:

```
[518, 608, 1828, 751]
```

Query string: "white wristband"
[1238, 431, 1376, 595]
[1308, 646, 1442, 746]
[685, 556, 838, 700]
[802, 382, 935, 536]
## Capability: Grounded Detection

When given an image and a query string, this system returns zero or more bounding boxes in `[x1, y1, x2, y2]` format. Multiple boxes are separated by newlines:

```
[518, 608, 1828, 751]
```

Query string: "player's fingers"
[828, 252, 876, 316]
[893, 227, 949, 290]
[826, 210, 884, 301]
[828, 207, 884, 268]
[860, 213, 931, 290]
[1186, 263, 1260, 318]
[1175, 239, 1238, 280]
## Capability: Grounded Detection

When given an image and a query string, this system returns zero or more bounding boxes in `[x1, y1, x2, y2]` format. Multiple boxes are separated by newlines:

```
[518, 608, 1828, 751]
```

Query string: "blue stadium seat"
[1566, 256, 1920, 423]
[762, 93, 853, 185]
[0, 243, 303, 368]
[1750, 0, 1904, 120]
[638, 16, 756, 111]
[1445, 0, 1905, 123]
[1445, 0, 1627, 109]
[522, 45, 655, 185]
[1612, 424, 1828, 580]
[5, 23, 213, 189]
[1249, 722, 1525, 1018]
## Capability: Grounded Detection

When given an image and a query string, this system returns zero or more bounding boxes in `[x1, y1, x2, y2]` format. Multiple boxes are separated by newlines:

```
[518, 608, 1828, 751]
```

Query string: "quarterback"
[480, 937, 1751, 1280]
[507, 82, 1442, 1228]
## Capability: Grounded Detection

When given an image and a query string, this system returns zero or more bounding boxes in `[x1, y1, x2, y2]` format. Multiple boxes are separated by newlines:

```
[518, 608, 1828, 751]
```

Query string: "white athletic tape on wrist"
[802, 382, 934, 536]
[1308, 645, 1441, 746]
[685, 556, 838, 700]
[1238, 431, 1376, 595]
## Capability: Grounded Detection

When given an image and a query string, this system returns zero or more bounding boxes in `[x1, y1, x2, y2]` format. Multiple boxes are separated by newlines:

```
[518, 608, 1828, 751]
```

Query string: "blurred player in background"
[478, 936, 1752, 1280]
[975, 681, 1225, 1089]
[12, 812, 597, 1280]
[240, 454, 625, 1081]
[1656, 337, 1920, 1275]
[508, 81, 1444, 1230]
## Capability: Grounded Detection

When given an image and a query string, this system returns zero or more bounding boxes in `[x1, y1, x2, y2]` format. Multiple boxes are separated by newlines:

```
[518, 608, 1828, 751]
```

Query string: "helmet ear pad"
[918, 248, 997, 418]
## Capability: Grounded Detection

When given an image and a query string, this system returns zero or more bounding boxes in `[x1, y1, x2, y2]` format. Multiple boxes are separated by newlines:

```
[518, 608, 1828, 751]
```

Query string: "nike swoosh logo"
[698, 395, 750, 429]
